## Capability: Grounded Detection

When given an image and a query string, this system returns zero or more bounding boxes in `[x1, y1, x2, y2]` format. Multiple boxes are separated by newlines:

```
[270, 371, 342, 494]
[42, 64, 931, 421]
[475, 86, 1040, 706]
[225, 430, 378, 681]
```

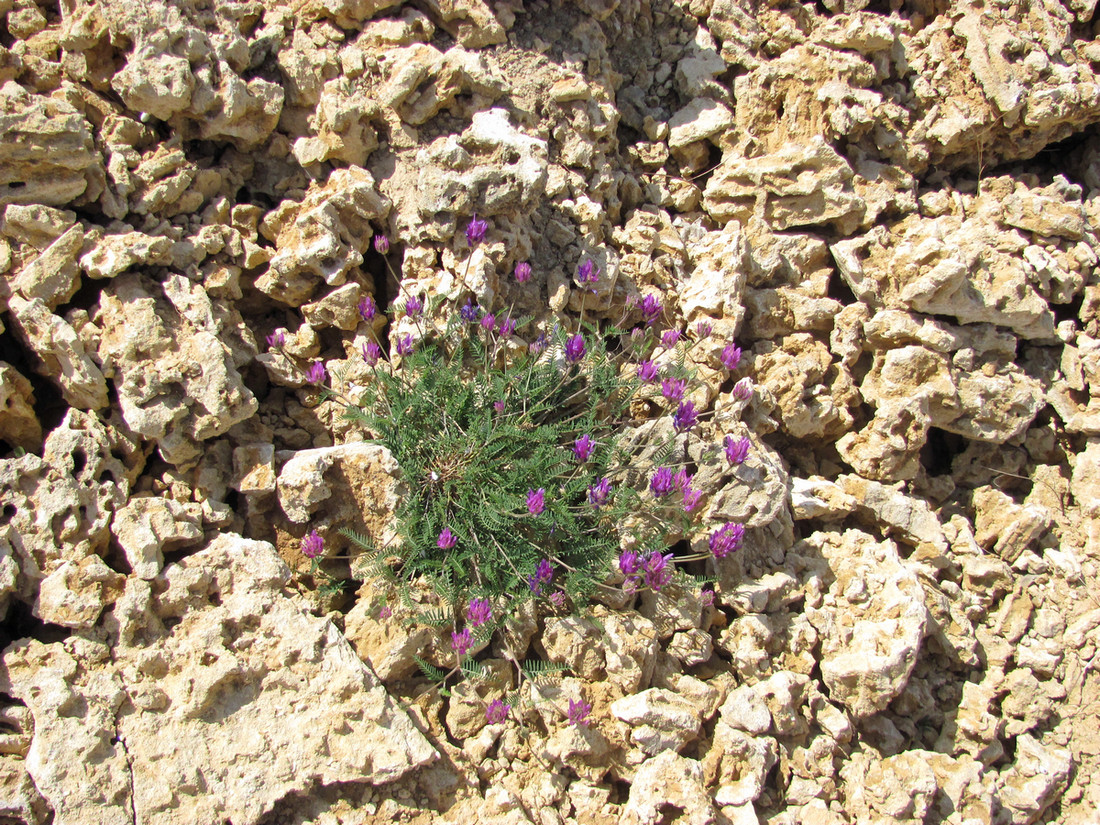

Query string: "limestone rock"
[0, 535, 437, 825]
[276, 443, 404, 556]
[668, 98, 733, 151]
[996, 734, 1072, 824]
[0, 361, 41, 451]
[0, 81, 100, 206]
[110, 497, 202, 579]
[344, 588, 435, 681]
[10, 224, 84, 309]
[36, 555, 124, 629]
[841, 750, 938, 823]
[80, 231, 172, 279]
[620, 751, 718, 825]
[1050, 333, 1100, 434]
[95, 272, 257, 467]
[702, 722, 778, 807]
[704, 139, 866, 234]
[805, 529, 929, 718]
[610, 688, 702, 755]
[831, 216, 1056, 340]
[7, 296, 107, 410]
[258, 167, 390, 306]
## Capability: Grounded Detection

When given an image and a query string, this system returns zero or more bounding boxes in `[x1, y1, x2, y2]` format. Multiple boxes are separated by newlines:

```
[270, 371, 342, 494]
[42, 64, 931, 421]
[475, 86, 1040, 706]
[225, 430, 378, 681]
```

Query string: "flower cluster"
[297, 216, 756, 729]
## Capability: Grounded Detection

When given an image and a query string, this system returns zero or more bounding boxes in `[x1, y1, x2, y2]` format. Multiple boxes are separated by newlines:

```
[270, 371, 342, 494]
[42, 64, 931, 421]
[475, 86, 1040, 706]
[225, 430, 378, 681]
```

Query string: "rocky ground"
[1, 0, 1100, 823]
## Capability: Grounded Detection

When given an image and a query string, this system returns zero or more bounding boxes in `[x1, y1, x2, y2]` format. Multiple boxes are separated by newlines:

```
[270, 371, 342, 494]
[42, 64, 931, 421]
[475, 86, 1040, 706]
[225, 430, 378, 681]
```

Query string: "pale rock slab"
[996, 734, 1072, 824]
[719, 684, 772, 735]
[0, 408, 138, 612]
[0, 535, 436, 825]
[80, 231, 172, 279]
[678, 223, 751, 335]
[344, 589, 435, 681]
[621, 751, 718, 825]
[10, 224, 84, 309]
[805, 529, 929, 718]
[750, 334, 858, 439]
[668, 98, 734, 151]
[972, 486, 1051, 564]
[841, 749, 938, 823]
[276, 443, 404, 557]
[7, 296, 107, 410]
[35, 555, 124, 629]
[293, 77, 380, 167]
[110, 496, 202, 579]
[1050, 333, 1100, 434]
[258, 167, 390, 306]
[610, 688, 701, 755]
[831, 215, 1056, 340]
[95, 272, 257, 467]
[0, 81, 101, 207]
[704, 138, 867, 234]
[834, 474, 948, 556]
[904, 5, 1100, 172]
[702, 722, 778, 807]
[0, 361, 41, 451]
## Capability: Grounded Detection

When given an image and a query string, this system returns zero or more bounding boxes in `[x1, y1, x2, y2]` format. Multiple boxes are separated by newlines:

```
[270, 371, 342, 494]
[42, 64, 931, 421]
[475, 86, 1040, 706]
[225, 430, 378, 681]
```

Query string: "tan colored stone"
[704, 139, 866, 233]
[110, 497, 202, 580]
[0, 81, 100, 207]
[0, 361, 41, 451]
[0, 535, 437, 825]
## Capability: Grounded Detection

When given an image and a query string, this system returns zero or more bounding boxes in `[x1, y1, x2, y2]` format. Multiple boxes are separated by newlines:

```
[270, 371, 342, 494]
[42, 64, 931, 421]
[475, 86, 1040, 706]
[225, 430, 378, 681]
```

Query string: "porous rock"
[0, 534, 437, 825]
[804, 529, 929, 718]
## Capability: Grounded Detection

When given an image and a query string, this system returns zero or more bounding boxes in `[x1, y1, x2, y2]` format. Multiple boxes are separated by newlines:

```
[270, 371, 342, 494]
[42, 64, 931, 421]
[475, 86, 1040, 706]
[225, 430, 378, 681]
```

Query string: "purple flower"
[437, 528, 458, 549]
[403, 295, 423, 318]
[619, 549, 641, 577]
[396, 334, 415, 356]
[362, 341, 381, 366]
[660, 378, 686, 402]
[587, 477, 611, 508]
[709, 523, 745, 559]
[528, 558, 554, 594]
[673, 401, 699, 433]
[661, 329, 682, 348]
[529, 333, 547, 356]
[549, 590, 566, 608]
[306, 361, 326, 385]
[301, 529, 324, 558]
[721, 344, 742, 371]
[373, 234, 390, 254]
[640, 294, 662, 325]
[485, 698, 510, 724]
[683, 487, 704, 512]
[378, 604, 393, 619]
[266, 330, 285, 349]
[467, 597, 492, 627]
[732, 377, 753, 401]
[573, 434, 595, 462]
[568, 697, 592, 727]
[725, 435, 750, 465]
[696, 320, 713, 339]
[565, 333, 586, 364]
[358, 295, 377, 321]
[466, 215, 489, 246]
[460, 300, 480, 323]
[452, 628, 473, 656]
[481, 313, 496, 331]
[650, 467, 676, 498]
[673, 469, 692, 493]
[527, 488, 545, 515]
[644, 551, 674, 592]
[499, 316, 517, 337]
[493, 400, 506, 413]
[514, 262, 532, 283]
[577, 258, 600, 284]
[637, 360, 659, 383]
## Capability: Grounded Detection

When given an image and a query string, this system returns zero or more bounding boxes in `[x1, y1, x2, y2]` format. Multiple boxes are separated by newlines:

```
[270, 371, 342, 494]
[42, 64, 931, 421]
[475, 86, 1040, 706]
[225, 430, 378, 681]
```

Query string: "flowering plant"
[273, 219, 753, 711]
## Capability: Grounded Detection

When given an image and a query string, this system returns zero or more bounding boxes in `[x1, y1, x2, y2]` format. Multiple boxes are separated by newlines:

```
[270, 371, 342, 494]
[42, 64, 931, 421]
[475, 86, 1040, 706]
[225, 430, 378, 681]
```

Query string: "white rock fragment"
[610, 688, 702, 755]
